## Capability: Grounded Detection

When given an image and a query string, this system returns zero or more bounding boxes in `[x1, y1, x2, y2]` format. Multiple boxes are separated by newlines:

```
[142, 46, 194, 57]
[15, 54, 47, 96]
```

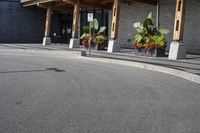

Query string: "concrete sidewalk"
[0, 43, 69, 50]
[0, 43, 199, 81]
[84, 49, 200, 75]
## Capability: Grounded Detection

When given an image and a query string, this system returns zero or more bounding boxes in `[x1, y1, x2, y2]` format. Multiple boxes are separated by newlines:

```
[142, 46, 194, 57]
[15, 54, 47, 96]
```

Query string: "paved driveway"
[0, 49, 200, 133]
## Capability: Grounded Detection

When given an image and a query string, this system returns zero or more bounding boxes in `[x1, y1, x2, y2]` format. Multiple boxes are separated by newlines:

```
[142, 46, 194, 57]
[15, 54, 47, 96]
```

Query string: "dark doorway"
[59, 13, 72, 44]
[61, 20, 71, 43]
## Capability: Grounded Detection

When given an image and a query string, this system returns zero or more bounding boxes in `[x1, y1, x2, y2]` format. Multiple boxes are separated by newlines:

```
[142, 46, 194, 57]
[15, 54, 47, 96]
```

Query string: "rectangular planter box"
[135, 48, 145, 56]
[135, 48, 166, 57]
[145, 48, 166, 57]
[94, 43, 106, 50]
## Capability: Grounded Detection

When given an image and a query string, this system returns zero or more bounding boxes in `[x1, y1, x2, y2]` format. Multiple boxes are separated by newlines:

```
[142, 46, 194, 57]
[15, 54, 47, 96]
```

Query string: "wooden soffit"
[123, 0, 157, 5]
[21, 0, 157, 9]
[21, 0, 74, 11]
[21, 0, 57, 7]
[63, 0, 157, 9]
[63, 0, 113, 9]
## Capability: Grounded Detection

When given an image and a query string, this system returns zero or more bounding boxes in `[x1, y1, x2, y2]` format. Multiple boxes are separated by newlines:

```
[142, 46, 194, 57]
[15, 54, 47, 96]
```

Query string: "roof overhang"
[21, 0, 74, 11]
[21, 0, 157, 10]
[21, 0, 57, 7]
[123, 0, 157, 5]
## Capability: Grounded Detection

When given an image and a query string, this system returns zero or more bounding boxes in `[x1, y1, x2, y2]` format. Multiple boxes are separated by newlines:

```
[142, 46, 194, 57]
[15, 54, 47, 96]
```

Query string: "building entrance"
[61, 20, 72, 43]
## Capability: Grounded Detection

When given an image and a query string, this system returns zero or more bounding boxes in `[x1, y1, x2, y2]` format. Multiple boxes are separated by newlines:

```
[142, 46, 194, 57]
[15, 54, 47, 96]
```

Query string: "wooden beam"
[62, 0, 75, 5]
[173, 0, 186, 41]
[71, 0, 80, 38]
[133, 0, 157, 5]
[22, 0, 157, 8]
[21, 0, 56, 7]
[44, 4, 52, 37]
[111, 0, 121, 39]
[100, 0, 113, 4]
[80, 2, 112, 9]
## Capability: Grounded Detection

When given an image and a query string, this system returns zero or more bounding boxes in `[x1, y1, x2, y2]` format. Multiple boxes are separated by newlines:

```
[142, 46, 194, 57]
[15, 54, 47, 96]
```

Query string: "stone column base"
[168, 41, 186, 60]
[43, 37, 51, 46]
[107, 39, 120, 53]
[69, 38, 79, 49]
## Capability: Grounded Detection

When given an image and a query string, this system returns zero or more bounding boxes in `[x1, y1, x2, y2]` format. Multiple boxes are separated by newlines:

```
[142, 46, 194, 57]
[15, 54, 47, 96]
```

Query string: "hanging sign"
[87, 13, 94, 22]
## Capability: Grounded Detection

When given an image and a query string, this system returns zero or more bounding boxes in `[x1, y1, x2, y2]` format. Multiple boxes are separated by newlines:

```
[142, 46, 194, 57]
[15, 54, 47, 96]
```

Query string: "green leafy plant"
[95, 35, 107, 44]
[133, 12, 170, 50]
[80, 18, 107, 49]
[150, 35, 167, 48]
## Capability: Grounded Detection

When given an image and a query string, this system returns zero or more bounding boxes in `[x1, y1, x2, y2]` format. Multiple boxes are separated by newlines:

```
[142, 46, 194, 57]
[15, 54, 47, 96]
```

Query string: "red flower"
[82, 39, 89, 48]
[144, 42, 156, 51]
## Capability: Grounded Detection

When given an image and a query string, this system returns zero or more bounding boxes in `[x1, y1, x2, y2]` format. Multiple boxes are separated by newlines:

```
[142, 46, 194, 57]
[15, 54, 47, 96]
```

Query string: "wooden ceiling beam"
[80, 1, 112, 9]
[62, 0, 75, 5]
[21, 0, 58, 7]
[22, 0, 157, 9]
[123, 0, 157, 5]
[62, 0, 112, 9]
[100, 0, 113, 4]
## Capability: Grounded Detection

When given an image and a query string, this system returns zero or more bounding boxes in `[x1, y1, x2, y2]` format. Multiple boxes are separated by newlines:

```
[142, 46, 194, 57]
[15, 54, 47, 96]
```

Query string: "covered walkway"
[21, 0, 187, 60]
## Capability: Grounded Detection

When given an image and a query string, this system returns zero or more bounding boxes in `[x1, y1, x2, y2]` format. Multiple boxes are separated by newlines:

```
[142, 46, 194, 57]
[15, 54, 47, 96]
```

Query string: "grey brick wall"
[0, 0, 61, 43]
[110, 0, 200, 54]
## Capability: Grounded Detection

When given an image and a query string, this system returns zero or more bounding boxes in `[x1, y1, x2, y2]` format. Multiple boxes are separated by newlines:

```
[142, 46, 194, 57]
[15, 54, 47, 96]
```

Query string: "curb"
[1, 47, 200, 84]
[80, 56, 200, 85]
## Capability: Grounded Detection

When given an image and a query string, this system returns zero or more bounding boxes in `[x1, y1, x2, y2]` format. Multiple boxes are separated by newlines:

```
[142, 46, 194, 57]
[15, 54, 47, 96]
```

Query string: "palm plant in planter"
[80, 26, 90, 48]
[94, 34, 107, 50]
[80, 18, 107, 50]
[133, 12, 170, 57]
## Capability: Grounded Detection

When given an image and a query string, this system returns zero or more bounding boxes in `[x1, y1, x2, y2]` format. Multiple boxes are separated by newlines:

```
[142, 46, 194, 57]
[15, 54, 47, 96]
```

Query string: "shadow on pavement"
[0, 68, 65, 74]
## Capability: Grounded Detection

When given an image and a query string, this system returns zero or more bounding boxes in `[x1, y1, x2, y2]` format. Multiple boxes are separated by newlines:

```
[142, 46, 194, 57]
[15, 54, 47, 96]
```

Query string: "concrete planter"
[94, 43, 106, 50]
[135, 48, 145, 56]
[135, 47, 166, 57]
[145, 47, 166, 57]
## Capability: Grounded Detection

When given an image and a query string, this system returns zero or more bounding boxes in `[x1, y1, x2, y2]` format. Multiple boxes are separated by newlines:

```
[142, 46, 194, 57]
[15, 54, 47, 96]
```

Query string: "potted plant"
[134, 34, 148, 55]
[146, 35, 167, 56]
[80, 26, 90, 48]
[133, 12, 170, 57]
[80, 18, 107, 50]
[94, 34, 107, 50]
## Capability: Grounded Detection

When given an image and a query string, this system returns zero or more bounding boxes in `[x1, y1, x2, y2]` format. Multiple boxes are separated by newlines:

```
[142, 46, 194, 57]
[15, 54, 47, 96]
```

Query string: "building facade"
[0, 0, 72, 43]
[0, 0, 200, 54]
[116, 0, 200, 54]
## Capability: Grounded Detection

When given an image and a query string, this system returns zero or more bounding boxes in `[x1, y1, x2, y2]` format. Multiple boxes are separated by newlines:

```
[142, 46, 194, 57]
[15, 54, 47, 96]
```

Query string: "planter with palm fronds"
[133, 12, 170, 57]
[80, 18, 107, 50]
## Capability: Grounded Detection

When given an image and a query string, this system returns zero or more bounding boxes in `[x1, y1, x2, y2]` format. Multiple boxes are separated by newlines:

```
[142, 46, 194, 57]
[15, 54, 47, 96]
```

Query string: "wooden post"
[72, 0, 80, 38]
[69, 0, 80, 48]
[110, 0, 121, 39]
[168, 0, 186, 60]
[45, 4, 52, 37]
[107, 0, 121, 53]
[173, 0, 186, 41]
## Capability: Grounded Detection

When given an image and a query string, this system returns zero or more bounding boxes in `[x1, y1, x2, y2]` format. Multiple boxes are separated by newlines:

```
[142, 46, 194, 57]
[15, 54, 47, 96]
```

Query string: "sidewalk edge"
[80, 56, 200, 85]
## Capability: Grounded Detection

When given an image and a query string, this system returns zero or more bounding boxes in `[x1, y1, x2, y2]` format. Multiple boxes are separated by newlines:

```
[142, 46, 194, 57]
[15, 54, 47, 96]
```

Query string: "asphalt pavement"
[0, 49, 200, 133]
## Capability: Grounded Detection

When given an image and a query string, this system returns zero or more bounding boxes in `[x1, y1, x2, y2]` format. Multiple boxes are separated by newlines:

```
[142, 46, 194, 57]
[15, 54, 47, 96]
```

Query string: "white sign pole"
[87, 13, 93, 56]
[87, 13, 94, 23]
